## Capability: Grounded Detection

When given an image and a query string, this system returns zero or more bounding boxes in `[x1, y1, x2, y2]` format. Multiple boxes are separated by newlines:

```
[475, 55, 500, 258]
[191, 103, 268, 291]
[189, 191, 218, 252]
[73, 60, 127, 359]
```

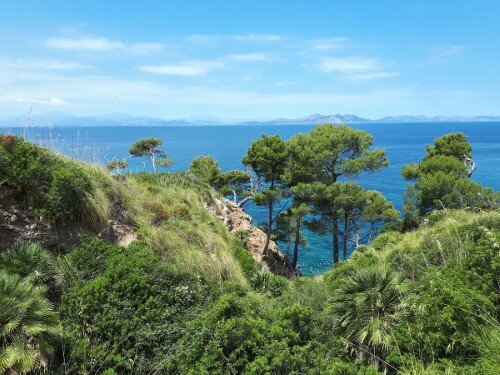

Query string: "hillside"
[0, 136, 499, 374]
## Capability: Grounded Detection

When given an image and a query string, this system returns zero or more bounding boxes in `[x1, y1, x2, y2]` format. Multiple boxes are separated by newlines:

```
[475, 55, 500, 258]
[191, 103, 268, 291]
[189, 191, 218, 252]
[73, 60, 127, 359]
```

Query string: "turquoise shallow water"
[3, 122, 499, 275]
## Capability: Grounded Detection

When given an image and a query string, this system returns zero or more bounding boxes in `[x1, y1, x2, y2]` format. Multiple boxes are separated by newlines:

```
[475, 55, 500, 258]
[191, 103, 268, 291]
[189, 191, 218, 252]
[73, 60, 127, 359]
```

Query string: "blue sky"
[1, 0, 499, 119]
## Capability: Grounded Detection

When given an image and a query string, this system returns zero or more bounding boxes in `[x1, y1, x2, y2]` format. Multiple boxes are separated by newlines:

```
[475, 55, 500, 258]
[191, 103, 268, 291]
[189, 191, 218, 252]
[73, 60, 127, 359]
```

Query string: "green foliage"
[284, 124, 392, 265]
[231, 239, 259, 278]
[128, 137, 163, 157]
[106, 159, 128, 173]
[129, 137, 168, 172]
[61, 237, 215, 374]
[425, 132, 472, 160]
[243, 134, 288, 255]
[389, 220, 500, 365]
[402, 132, 498, 213]
[0, 136, 103, 225]
[167, 292, 363, 374]
[156, 155, 173, 169]
[2, 133, 498, 374]
[0, 242, 62, 302]
[0, 271, 60, 374]
[251, 270, 288, 296]
[284, 123, 388, 185]
[242, 134, 288, 184]
[330, 265, 409, 371]
[188, 155, 222, 185]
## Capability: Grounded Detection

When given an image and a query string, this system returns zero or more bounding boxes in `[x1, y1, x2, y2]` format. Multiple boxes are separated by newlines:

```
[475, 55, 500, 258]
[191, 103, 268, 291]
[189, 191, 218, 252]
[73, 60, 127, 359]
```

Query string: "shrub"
[61, 237, 215, 374]
[0, 137, 99, 225]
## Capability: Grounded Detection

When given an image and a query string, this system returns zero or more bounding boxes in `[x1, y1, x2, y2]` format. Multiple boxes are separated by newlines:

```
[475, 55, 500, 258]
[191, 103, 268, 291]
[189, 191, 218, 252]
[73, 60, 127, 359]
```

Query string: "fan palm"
[0, 271, 60, 374]
[0, 242, 62, 302]
[330, 265, 409, 371]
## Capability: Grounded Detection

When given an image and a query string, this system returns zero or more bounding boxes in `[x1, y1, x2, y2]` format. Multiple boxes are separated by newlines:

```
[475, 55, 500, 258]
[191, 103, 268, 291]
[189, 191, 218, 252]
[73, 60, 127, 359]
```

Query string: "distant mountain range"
[1, 112, 500, 127]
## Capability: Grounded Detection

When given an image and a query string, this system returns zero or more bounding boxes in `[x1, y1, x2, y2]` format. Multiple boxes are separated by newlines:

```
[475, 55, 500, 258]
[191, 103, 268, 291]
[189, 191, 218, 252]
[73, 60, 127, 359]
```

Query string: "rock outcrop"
[0, 189, 136, 251]
[206, 195, 296, 278]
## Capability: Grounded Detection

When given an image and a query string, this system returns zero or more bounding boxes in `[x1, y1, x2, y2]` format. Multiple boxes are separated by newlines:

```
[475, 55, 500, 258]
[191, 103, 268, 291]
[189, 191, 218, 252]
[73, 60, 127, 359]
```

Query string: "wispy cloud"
[129, 42, 165, 54]
[318, 56, 397, 80]
[311, 37, 348, 50]
[429, 45, 465, 61]
[227, 53, 269, 62]
[318, 57, 381, 73]
[185, 33, 281, 43]
[230, 33, 281, 42]
[8, 96, 69, 106]
[139, 60, 224, 76]
[46, 36, 125, 50]
[350, 71, 399, 80]
[46, 36, 165, 54]
[0, 58, 87, 70]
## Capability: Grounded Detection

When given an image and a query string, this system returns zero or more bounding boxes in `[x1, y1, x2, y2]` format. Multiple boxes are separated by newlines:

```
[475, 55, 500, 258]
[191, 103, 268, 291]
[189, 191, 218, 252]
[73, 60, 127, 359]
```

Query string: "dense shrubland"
[0, 126, 498, 374]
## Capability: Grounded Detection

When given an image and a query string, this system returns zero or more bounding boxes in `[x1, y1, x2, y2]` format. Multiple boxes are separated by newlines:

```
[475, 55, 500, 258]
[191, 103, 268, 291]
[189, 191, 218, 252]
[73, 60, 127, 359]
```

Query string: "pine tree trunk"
[263, 200, 273, 258]
[150, 150, 157, 173]
[343, 212, 348, 260]
[332, 212, 340, 264]
[292, 215, 301, 271]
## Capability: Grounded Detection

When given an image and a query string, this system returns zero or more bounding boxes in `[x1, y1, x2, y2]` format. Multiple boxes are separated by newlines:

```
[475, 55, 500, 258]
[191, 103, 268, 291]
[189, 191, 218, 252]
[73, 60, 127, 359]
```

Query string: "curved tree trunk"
[149, 149, 157, 173]
[292, 214, 301, 270]
[463, 155, 476, 178]
[263, 200, 273, 258]
[343, 212, 349, 260]
[332, 212, 340, 264]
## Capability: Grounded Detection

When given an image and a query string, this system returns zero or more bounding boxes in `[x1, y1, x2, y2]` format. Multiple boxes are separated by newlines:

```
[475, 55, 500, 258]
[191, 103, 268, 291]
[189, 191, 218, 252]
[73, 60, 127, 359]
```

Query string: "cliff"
[205, 195, 296, 277]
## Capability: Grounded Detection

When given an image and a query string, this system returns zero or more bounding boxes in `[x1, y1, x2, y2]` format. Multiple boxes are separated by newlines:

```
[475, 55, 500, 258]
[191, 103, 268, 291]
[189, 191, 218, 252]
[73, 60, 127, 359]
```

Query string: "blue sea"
[2, 122, 499, 275]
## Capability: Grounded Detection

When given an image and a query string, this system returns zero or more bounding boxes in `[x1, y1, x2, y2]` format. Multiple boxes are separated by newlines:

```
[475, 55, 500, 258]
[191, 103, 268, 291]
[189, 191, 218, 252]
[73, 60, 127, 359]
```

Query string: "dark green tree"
[284, 124, 388, 185]
[274, 201, 310, 271]
[284, 124, 389, 264]
[362, 191, 399, 242]
[219, 169, 259, 207]
[243, 135, 288, 257]
[335, 183, 367, 259]
[402, 132, 498, 213]
[106, 159, 128, 174]
[188, 155, 222, 186]
[129, 137, 167, 173]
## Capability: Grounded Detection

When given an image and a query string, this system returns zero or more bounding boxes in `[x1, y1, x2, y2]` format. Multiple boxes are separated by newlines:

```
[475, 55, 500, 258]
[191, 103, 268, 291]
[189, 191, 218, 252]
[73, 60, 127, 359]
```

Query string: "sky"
[1, 0, 499, 119]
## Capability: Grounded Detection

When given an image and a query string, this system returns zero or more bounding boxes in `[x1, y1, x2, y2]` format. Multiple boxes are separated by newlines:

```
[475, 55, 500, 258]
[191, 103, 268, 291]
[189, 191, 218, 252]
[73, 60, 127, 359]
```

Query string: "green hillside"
[0, 135, 498, 374]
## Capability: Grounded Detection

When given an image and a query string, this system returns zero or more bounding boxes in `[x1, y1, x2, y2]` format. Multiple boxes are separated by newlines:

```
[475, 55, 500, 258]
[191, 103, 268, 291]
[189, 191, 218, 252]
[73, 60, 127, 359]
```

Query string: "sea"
[2, 122, 499, 275]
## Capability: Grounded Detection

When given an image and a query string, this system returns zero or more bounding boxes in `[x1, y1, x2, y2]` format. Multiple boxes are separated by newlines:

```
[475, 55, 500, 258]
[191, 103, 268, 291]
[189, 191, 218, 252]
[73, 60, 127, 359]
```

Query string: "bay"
[3, 122, 499, 275]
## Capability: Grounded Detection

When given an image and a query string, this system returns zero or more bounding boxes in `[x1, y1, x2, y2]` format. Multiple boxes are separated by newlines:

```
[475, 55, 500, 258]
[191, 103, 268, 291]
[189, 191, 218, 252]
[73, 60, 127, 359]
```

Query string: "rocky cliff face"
[0, 188, 136, 251]
[206, 195, 296, 278]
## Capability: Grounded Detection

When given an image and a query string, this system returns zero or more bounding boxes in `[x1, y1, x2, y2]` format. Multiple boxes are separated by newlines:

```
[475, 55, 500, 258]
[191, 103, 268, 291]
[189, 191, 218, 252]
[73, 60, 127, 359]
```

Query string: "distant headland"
[1, 112, 500, 127]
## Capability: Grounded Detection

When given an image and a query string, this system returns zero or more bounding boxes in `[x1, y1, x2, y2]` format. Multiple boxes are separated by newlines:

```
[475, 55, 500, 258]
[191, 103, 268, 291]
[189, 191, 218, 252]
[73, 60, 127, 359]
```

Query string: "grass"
[122, 173, 247, 283]
[1, 137, 250, 284]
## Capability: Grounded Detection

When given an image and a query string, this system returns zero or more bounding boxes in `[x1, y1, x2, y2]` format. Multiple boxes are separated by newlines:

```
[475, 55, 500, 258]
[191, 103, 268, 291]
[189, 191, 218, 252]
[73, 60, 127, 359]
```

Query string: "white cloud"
[139, 60, 224, 76]
[0, 58, 87, 70]
[45, 36, 165, 54]
[227, 53, 269, 62]
[129, 42, 165, 54]
[350, 71, 399, 80]
[230, 33, 281, 42]
[8, 96, 69, 106]
[46, 37, 125, 50]
[185, 33, 281, 43]
[430, 45, 465, 61]
[318, 57, 382, 73]
[312, 37, 348, 50]
[318, 56, 397, 80]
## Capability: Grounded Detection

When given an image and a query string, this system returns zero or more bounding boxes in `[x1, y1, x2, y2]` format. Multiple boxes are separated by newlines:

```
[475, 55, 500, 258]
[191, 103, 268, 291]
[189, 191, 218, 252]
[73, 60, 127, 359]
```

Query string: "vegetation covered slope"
[0, 134, 499, 374]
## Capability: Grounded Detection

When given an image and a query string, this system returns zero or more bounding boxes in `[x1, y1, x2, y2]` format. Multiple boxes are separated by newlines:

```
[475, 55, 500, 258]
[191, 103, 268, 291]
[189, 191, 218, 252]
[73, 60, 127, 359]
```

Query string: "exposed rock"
[0, 188, 136, 252]
[206, 195, 296, 278]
